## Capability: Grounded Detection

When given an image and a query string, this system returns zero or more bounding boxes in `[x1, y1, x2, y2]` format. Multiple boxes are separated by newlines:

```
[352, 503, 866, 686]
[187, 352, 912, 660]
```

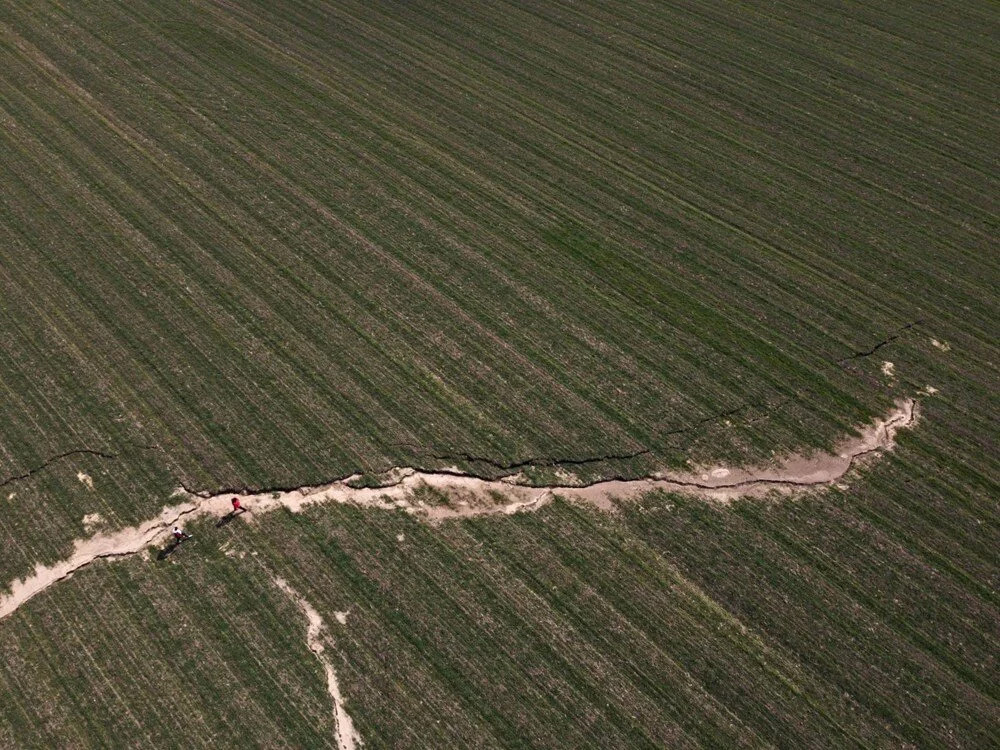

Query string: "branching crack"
[388, 404, 913, 493]
[392, 400, 763, 476]
[392, 321, 923, 474]
[2, 325, 918, 495]
[0, 398, 918, 623]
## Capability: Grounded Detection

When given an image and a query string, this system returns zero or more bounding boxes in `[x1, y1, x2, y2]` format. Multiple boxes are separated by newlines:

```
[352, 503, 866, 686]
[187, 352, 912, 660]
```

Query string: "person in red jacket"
[231, 497, 248, 515]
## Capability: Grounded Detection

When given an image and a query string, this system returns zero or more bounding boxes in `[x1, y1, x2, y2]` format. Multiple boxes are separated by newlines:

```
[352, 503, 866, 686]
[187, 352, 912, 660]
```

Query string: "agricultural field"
[0, 0, 997, 747]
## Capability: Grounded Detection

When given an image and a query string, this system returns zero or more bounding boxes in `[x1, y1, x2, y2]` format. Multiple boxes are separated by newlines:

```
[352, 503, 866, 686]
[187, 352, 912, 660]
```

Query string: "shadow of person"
[216, 512, 236, 529]
[157, 541, 180, 560]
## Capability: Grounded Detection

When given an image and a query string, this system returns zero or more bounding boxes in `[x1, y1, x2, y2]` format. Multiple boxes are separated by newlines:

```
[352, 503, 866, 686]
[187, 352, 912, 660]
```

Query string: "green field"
[0, 0, 997, 747]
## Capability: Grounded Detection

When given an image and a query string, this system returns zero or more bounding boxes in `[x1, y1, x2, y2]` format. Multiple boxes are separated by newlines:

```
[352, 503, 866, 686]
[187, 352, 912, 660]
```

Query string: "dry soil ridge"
[0, 398, 916, 622]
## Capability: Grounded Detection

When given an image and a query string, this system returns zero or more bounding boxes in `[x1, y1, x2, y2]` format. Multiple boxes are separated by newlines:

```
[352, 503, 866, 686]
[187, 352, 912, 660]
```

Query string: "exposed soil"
[0, 399, 917, 622]
[272, 577, 362, 750]
[81, 513, 104, 533]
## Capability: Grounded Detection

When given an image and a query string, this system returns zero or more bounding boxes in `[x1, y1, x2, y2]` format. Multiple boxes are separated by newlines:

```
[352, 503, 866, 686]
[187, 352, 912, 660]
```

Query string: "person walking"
[172, 525, 192, 543]
[231, 497, 248, 514]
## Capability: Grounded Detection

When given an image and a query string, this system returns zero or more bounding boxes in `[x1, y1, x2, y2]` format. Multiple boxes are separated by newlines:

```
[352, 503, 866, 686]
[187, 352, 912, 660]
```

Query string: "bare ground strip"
[0, 398, 916, 622]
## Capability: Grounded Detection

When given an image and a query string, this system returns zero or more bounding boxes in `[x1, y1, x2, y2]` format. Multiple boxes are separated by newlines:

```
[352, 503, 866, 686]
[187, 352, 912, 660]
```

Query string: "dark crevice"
[390, 445, 653, 473]
[0, 402, 915, 624]
[387, 320, 919, 481]
[0, 449, 118, 489]
[836, 320, 925, 364]
[0, 441, 164, 490]
[188, 402, 914, 497]
[391, 398, 775, 477]
[2, 323, 915, 496]
[186, 473, 361, 499]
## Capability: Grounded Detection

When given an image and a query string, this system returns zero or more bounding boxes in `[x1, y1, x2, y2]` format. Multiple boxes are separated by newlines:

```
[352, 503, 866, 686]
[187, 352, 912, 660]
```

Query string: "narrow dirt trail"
[0, 399, 916, 622]
[272, 577, 363, 750]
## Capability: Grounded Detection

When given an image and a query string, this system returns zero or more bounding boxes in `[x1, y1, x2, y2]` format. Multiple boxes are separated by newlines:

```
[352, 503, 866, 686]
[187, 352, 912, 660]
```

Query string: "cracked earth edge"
[0, 398, 917, 622]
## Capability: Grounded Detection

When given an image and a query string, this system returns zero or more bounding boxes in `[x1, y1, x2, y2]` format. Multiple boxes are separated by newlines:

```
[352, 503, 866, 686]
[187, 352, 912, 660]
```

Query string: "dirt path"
[272, 577, 363, 750]
[0, 399, 916, 622]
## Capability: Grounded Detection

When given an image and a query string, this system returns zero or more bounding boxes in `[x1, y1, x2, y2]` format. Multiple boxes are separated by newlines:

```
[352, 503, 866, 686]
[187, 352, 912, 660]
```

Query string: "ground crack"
[392, 445, 653, 473]
[0, 449, 118, 490]
[0, 398, 918, 624]
[393, 398, 773, 475]
[836, 320, 925, 364]
[0, 442, 168, 491]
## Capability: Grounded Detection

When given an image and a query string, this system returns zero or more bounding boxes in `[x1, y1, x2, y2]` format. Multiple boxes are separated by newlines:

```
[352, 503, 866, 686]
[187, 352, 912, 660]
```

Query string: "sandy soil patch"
[552, 468, 583, 486]
[82, 513, 105, 533]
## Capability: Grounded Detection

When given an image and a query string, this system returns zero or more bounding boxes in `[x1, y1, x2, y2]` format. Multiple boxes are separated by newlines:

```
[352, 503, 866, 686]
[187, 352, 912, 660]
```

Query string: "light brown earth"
[272, 577, 363, 750]
[0, 398, 917, 623]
